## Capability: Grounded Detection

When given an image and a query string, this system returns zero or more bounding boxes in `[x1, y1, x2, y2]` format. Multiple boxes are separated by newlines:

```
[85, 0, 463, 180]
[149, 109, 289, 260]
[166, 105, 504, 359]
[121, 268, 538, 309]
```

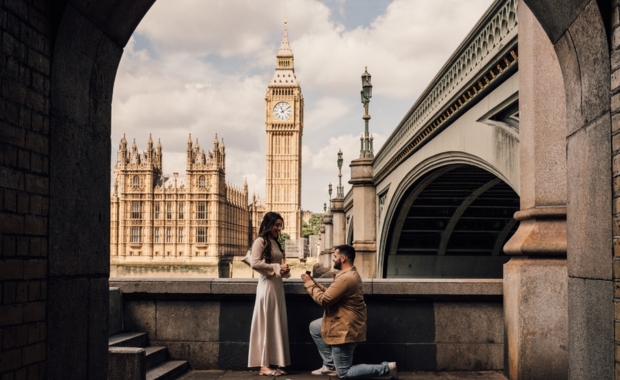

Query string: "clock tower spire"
[265, 20, 304, 241]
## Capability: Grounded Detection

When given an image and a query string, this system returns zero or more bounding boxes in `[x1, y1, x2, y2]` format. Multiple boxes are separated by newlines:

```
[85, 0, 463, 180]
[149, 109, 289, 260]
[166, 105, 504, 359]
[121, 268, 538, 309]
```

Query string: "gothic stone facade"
[110, 134, 255, 262]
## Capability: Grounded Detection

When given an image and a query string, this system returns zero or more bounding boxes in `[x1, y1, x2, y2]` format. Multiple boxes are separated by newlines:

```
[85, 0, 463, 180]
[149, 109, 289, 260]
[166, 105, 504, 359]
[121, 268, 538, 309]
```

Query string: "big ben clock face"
[273, 102, 292, 120]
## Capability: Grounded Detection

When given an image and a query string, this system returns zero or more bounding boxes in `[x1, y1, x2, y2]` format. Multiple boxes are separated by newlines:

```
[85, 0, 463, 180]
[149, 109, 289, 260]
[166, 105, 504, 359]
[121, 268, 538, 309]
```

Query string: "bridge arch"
[378, 153, 519, 278]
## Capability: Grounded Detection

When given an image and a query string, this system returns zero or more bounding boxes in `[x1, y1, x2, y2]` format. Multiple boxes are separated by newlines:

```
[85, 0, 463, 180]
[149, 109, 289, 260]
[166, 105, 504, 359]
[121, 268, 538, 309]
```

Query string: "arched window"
[199, 176, 206, 188]
[133, 175, 139, 188]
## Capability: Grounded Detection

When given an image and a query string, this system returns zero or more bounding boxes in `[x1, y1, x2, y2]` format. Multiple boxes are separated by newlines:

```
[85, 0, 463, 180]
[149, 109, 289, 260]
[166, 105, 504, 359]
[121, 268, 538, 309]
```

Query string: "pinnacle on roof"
[277, 19, 293, 58]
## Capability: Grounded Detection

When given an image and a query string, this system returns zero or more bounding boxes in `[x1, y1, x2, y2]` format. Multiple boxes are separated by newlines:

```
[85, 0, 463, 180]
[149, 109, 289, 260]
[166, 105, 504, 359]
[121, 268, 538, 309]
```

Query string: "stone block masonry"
[0, 0, 51, 379]
[111, 278, 504, 372]
[613, 0, 620, 377]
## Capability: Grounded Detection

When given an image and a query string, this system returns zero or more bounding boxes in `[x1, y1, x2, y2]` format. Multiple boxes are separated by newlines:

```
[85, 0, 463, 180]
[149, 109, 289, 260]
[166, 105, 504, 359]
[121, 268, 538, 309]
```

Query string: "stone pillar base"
[504, 257, 567, 380]
[352, 241, 376, 278]
[319, 251, 332, 270]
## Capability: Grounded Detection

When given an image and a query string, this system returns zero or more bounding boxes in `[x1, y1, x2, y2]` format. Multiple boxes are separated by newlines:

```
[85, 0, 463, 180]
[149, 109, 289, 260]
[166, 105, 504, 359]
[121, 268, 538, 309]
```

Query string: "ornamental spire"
[277, 16, 293, 58]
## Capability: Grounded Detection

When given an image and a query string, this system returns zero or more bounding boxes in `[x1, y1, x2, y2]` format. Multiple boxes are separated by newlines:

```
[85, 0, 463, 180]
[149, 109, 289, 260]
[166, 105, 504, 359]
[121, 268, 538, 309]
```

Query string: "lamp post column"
[350, 67, 377, 278]
[332, 149, 346, 247]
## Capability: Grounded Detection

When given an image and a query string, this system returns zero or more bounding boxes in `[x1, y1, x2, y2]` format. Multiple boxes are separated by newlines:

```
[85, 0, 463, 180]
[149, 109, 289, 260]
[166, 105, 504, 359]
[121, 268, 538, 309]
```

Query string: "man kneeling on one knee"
[301, 244, 398, 379]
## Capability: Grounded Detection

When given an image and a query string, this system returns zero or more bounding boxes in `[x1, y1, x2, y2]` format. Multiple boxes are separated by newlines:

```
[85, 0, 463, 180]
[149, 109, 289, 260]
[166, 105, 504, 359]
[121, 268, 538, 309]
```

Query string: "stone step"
[146, 360, 189, 380]
[145, 346, 169, 370]
[108, 332, 147, 348]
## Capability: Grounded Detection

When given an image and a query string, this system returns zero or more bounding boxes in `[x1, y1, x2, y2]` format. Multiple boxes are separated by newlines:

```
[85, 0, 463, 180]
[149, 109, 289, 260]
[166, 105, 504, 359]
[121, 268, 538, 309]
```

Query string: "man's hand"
[301, 273, 312, 283]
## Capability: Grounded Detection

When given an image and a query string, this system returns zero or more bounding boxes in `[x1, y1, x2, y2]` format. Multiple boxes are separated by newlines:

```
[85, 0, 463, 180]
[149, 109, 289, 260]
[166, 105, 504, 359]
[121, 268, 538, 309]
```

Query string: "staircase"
[109, 288, 189, 380]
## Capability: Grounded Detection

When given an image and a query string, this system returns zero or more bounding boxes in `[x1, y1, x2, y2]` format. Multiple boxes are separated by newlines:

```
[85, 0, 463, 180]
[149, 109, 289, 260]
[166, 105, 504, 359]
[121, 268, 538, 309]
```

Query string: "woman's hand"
[280, 263, 290, 276]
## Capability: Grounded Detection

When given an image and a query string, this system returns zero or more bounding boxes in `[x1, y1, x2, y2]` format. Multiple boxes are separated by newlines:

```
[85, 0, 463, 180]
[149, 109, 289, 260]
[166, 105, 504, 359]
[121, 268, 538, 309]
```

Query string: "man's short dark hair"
[335, 244, 355, 263]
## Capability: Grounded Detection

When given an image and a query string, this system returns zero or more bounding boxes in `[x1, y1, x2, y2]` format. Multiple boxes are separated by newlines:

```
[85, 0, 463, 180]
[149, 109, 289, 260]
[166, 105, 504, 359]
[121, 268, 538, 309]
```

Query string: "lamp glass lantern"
[361, 68, 372, 103]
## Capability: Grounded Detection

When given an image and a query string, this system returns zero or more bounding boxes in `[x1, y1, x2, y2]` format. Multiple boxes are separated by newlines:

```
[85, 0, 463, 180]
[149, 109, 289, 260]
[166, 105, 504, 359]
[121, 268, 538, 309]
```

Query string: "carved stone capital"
[352, 240, 377, 253]
[331, 197, 345, 212]
[349, 158, 374, 186]
[503, 206, 567, 256]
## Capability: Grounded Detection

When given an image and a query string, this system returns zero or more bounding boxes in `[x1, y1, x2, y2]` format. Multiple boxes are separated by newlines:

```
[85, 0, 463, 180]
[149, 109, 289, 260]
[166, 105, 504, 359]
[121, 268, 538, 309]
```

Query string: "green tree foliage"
[302, 213, 324, 238]
[279, 232, 290, 247]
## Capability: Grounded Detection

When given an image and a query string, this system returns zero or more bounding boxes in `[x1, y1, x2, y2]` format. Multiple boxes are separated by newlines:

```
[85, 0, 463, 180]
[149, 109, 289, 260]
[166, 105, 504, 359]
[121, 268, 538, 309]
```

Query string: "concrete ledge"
[110, 278, 503, 297]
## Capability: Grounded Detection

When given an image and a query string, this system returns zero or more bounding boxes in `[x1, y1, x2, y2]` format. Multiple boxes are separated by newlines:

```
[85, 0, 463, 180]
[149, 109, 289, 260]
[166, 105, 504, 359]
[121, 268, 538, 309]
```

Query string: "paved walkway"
[179, 370, 508, 380]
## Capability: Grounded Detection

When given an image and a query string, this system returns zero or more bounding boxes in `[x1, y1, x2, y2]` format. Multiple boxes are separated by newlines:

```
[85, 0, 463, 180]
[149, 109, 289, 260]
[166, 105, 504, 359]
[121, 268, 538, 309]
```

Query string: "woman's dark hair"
[258, 212, 285, 263]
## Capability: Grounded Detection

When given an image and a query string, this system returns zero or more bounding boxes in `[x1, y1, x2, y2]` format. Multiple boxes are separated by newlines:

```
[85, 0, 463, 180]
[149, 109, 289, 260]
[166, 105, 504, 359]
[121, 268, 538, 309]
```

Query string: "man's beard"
[333, 260, 342, 270]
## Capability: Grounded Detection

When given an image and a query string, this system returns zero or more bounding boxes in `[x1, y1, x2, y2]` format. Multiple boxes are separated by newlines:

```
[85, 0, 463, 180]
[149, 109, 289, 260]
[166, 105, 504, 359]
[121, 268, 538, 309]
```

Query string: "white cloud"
[112, 0, 494, 212]
[301, 133, 386, 210]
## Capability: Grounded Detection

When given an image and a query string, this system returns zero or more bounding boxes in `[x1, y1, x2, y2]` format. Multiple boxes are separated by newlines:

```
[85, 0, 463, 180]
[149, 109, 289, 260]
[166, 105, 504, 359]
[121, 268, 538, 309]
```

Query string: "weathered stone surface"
[517, 2, 567, 210]
[89, 278, 109, 380]
[217, 342, 249, 370]
[111, 278, 502, 297]
[566, 114, 612, 280]
[109, 287, 123, 336]
[366, 299, 434, 344]
[504, 258, 568, 380]
[108, 347, 145, 380]
[123, 300, 156, 338]
[150, 341, 218, 370]
[47, 278, 89, 379]
[156, 301, 219, 341]
[110, 278, 213, 294]
[522, 0, 588, 44]
[218, 300, 254, 343]
[405, 344, 437, 371]
[436, 343, 503, 371]
[434, 302, 502, 344]
[568, 277, 614, 380]
[211, 279, 259, 294]
[371, 279, 503, 296]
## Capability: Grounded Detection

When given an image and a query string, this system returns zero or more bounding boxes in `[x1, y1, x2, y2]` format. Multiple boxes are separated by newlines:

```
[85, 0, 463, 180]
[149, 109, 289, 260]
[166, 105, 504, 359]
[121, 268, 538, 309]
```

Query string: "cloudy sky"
[111, 0, 494, 212]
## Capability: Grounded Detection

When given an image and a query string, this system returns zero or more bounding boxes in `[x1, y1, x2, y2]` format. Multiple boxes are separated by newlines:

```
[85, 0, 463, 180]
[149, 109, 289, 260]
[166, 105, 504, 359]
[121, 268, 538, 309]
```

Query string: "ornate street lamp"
[360, 67, 373, 158]
[337, 149, 344, 197]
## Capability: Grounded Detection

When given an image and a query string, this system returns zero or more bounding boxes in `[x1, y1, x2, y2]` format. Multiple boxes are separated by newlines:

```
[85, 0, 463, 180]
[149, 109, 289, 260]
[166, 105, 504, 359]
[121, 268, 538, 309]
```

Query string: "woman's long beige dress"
[247, 237, 291, 368]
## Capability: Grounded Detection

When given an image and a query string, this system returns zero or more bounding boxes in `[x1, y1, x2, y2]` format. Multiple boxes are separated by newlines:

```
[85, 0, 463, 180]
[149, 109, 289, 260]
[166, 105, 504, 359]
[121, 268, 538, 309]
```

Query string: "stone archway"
[1, 0, 613, 378]
[47, 2, 155, 379]
[508, 1, 613, 379]
[384, 164, 519, 278]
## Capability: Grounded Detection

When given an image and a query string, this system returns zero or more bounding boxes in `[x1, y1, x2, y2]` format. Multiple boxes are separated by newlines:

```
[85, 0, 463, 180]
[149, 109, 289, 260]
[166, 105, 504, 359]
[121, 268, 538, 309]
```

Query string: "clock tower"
[265, 21, 304, 240]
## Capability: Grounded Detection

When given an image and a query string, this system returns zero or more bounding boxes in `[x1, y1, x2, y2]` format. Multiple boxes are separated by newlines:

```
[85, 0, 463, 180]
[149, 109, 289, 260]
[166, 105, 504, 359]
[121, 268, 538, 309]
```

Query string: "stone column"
[331, 197, 346, 247]
[323, 212, 333, 253]
[318, 225, 330, 268]
[502, 3, 567, 379]
[349, 158, 376, 278]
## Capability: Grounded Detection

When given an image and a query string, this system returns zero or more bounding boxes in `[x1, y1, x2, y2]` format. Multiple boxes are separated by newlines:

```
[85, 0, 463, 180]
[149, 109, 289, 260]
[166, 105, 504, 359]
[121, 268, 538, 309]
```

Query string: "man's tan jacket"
[304, 266, 367, 345]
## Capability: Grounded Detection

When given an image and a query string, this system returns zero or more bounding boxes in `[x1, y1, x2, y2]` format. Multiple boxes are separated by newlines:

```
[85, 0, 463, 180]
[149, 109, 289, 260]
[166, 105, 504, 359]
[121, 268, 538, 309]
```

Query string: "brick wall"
[613, 0, 620, 378]
[0, 0, 51, 378]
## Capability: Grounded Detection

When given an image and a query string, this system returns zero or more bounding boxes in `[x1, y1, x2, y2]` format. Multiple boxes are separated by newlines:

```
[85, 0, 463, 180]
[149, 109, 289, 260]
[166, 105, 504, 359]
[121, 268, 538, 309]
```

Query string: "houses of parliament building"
[110, 22, 304, 263]
[110, 134, 266, 262]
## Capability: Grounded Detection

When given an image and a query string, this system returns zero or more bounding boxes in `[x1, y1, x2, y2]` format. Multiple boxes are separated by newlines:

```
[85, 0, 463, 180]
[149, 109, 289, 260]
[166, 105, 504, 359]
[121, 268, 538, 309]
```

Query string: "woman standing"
[248, 212, 291, 376]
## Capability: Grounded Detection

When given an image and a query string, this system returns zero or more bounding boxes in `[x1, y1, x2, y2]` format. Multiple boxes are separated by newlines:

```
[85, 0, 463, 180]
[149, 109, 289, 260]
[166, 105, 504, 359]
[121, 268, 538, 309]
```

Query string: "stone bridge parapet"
[109, 278, 504, 372]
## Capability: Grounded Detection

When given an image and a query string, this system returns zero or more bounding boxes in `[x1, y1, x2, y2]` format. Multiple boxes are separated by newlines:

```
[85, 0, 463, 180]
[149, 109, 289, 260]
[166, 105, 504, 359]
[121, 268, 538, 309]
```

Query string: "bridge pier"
[502, 3, 568, 379]
[349, 157, 377, 278]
